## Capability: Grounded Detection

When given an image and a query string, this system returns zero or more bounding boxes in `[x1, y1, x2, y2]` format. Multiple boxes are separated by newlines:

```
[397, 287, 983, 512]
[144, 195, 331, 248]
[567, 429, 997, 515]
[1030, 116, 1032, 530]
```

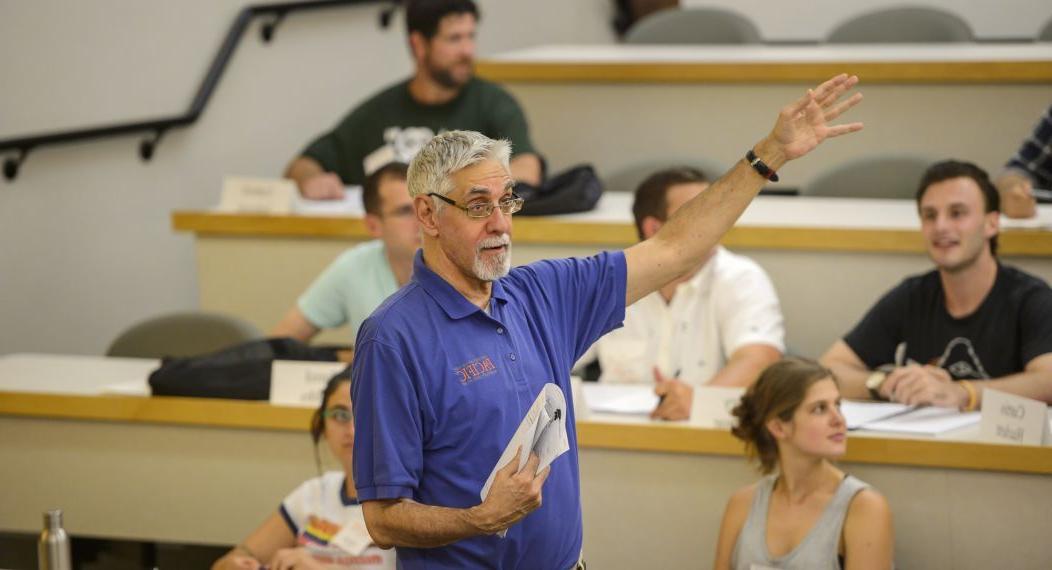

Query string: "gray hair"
[407, 130, 512, 201]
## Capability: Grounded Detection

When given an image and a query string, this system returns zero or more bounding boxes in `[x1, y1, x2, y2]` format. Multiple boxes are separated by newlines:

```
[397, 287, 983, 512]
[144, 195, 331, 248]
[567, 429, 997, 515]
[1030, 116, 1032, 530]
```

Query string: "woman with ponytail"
[213, 369, 395, 570]
[713, 357, 894, 570]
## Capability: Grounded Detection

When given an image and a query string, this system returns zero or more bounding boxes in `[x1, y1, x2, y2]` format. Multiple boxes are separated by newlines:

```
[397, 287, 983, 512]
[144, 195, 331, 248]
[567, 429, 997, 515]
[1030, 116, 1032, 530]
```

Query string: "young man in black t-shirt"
[821, 160, 1052, 409]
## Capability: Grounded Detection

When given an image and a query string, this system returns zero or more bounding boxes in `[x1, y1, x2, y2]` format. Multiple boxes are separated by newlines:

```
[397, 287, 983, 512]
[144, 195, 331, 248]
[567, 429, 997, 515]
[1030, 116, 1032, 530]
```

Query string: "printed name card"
[218, 176, 296, 214]
[269, 360, 349, 408]
[979, 388, 1050, 446]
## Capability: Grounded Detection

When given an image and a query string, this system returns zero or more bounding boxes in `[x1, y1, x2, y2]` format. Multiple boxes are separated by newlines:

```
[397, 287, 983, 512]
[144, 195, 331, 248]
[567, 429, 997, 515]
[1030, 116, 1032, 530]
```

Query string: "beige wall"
[0, 0, 613, 355]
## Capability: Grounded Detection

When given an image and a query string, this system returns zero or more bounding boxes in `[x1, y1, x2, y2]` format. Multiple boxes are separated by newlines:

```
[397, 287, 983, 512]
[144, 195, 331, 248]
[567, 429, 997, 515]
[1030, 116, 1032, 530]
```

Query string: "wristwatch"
[866, 370, 888, 401]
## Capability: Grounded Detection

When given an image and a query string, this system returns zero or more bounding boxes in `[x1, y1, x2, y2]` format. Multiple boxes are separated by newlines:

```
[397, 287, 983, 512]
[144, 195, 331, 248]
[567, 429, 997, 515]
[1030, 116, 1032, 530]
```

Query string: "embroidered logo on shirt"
[455, 356, 498, 385]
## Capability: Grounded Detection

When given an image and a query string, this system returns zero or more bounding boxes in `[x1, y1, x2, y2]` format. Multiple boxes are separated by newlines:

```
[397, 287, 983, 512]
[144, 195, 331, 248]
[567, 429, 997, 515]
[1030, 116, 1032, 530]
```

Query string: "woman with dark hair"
[713, 357, 894, 570]
[213, 370, 395, 570]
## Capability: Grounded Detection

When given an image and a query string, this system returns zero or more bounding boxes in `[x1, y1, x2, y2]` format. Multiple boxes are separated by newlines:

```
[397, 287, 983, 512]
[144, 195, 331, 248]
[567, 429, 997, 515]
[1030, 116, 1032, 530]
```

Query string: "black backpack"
[148, 337, 347, 400]
[516, 164, 604, 216]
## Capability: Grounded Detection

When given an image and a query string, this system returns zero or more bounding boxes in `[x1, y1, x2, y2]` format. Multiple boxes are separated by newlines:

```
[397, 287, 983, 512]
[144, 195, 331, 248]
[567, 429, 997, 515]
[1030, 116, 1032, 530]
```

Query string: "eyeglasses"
[322, 408, 353, 424]
[428, 192, 524, 219]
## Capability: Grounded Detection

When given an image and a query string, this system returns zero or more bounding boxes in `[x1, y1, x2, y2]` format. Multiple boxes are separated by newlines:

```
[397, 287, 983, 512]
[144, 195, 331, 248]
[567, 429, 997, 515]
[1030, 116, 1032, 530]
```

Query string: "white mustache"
[477, 234, 510, 251]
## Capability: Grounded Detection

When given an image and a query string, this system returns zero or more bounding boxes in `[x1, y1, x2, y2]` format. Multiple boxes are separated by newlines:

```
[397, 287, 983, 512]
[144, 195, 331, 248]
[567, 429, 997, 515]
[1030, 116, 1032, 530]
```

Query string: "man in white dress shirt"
[580, 167, 785, 420]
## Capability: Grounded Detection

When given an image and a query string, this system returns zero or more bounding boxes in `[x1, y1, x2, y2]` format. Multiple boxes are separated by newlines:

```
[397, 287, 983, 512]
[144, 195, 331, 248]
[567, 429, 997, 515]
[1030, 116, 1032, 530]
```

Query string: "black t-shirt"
[844, 264, 1052, 380]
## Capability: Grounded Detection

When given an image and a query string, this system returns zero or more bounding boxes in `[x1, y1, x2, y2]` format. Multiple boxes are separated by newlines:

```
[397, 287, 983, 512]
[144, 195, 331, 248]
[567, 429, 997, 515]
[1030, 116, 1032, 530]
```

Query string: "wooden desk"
[2, 354, 1051, 568]
[474, 44, 1052, 204]
[171, 198, 1052, 356]
[476, 44, 1052, 84]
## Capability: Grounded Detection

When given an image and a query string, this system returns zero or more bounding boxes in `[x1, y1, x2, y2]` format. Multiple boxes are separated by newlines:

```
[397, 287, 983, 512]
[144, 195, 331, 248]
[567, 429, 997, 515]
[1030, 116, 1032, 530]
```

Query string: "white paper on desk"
[859, 406, 980, 436]
[100, 379, 150, 396]
[480, 383, 569, 538]
[841, 401, 912, 430]
[582, 383, 658, 415]
[292, 186, 364, 216]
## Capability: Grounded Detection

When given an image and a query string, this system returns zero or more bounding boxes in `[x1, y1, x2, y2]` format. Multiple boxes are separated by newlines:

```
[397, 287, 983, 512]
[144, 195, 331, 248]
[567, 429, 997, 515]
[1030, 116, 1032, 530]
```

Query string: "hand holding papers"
[480, 383, 570, 537]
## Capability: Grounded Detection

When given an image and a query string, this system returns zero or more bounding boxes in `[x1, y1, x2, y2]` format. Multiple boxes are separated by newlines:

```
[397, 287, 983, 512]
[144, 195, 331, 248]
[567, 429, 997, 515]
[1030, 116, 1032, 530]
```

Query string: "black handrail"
[1, 0, 401, 181]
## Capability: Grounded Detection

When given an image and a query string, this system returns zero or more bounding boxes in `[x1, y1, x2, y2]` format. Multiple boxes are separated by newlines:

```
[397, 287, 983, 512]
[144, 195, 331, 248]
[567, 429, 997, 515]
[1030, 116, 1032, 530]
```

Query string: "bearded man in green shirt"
[285, 0, 542, 200]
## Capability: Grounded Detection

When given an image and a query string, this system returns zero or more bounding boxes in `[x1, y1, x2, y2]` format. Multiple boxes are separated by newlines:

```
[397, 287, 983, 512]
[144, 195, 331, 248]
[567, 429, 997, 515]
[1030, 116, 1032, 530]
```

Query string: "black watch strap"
[746, 149, 779, 182]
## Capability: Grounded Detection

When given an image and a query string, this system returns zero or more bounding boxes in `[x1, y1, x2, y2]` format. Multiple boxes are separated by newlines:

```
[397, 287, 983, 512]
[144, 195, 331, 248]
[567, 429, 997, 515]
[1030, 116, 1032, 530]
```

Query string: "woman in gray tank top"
[713, 358, 894, 570]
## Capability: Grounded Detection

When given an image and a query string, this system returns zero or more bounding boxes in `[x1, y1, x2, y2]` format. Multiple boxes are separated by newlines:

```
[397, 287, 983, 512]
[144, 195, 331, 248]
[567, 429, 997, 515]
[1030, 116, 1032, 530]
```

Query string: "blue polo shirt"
[351, 249, 626, 569]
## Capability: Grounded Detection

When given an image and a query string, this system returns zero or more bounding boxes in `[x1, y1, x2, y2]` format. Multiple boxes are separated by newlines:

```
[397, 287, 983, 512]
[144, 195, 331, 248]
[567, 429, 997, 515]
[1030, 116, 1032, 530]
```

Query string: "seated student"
[714, 357, 894, 570]
[285, 0, 541, 200]
[995, 103, 1051, 219]
[212, 370, 395, 570]
[271, 162, 419, 344]
[579, 167, 784, 420]
[821, 160, 1052, 408]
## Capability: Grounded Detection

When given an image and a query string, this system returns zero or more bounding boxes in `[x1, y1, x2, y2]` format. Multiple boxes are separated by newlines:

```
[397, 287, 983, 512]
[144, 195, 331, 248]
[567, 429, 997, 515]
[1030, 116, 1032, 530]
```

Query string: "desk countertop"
[172, 195, 1052, 255]
[3, 353, 1050, 475]
[476, 44, 1052, 83]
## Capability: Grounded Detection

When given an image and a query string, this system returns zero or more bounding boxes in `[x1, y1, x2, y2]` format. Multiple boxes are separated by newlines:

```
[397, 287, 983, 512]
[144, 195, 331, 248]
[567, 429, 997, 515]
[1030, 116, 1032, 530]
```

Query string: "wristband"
[746, 149, 779, 182]
[960, 380, 978, 412]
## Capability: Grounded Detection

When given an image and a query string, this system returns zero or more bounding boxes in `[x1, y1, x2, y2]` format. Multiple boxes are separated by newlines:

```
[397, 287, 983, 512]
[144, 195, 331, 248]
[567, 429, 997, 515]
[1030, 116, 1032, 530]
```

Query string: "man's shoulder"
[348, 78, 412, 116]
[504, 251, 624, 289]
[712, 248, 769, 279]
[462, 77, 518, 105]
[999, 263, 1052, 293]
[331, 240, 389, 271]
[887, 268, 941, 297]
[996, 263, 1052, 308]
[355, 282, 431, 345]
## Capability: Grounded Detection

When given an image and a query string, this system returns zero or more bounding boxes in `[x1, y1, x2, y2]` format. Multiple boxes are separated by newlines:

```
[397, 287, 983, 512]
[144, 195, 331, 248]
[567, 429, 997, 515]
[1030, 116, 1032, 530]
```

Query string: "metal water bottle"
[38, 509, 71, 570]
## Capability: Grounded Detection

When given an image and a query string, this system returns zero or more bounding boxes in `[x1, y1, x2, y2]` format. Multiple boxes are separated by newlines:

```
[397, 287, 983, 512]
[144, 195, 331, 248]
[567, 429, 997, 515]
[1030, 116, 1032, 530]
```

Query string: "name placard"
[218, 176, 296, 214]
[979, 388, 1050, 446]
[688, 386, 745, 429]
[269, 360, 349, 408]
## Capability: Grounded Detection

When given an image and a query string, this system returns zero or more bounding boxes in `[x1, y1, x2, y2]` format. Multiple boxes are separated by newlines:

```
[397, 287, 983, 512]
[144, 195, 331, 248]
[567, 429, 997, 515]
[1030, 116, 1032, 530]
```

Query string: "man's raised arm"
[624, 74, 864, 306]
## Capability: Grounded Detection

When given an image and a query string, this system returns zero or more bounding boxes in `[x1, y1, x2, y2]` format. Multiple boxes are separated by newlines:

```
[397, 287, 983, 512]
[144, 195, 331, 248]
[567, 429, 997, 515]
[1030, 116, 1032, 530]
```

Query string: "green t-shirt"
[302, 77, 537, 185]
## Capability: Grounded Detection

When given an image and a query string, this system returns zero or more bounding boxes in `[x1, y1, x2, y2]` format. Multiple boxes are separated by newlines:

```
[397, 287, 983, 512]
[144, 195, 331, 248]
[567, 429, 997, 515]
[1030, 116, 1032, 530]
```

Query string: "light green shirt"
[298, 240, 399, 342]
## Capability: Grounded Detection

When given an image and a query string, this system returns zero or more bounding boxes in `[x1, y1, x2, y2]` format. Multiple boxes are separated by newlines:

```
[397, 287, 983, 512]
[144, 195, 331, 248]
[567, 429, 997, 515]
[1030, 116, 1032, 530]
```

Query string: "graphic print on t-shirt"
[936, 337, 991, 380]
[297, 515, 386, 568]
[383, 126, 436, 163]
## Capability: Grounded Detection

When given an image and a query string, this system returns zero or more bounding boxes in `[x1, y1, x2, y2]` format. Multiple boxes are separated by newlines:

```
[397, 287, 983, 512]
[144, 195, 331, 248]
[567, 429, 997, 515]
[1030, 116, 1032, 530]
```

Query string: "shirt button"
[497, 327, 505, 334]
[508, 353, 517, 361]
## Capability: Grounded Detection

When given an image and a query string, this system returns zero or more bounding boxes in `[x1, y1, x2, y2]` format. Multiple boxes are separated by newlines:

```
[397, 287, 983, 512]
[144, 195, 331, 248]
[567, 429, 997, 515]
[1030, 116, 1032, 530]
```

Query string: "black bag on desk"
[148, 337, 345, 400]
[516, 164, 604, 216]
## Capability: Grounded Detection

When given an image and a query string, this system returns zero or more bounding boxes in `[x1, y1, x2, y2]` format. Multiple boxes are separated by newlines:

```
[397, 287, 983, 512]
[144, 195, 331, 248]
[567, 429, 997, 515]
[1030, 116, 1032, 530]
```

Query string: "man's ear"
[984, 210, 1000, 240]
[641, 216, 664, 240]
[364, 213, 383, 238]
[408, 31, 427, 64]
[416, 195, 440, 237]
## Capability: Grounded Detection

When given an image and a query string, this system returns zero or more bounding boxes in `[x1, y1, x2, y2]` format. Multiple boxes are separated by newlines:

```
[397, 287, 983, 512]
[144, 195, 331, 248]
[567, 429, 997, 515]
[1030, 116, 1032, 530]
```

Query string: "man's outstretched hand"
[763, 74, 864, 165]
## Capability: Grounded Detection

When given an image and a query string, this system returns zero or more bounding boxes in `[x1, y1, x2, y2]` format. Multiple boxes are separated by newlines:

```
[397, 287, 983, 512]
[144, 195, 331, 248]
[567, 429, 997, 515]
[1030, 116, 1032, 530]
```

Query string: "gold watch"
[866, 371, 888, 400]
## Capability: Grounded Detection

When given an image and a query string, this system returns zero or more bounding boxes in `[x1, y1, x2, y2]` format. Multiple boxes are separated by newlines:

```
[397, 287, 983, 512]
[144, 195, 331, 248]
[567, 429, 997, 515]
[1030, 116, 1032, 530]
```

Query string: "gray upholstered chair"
[624, 7, 762, 45]
[827, 7, 973, 43]
[1039, 17, 1052, 41]
[802, 155, 935, 200]
[106, 311, 263, 358]
[602, 158, 728, 196]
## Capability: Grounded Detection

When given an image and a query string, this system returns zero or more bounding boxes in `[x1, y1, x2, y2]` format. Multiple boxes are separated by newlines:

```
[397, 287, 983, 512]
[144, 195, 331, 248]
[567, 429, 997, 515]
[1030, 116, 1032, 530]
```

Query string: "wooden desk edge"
[171, 211, 1052, 255]
[475, 60, 1052, 84]
[577, 421, 1052, 475]
[4, 392, 1049, 475]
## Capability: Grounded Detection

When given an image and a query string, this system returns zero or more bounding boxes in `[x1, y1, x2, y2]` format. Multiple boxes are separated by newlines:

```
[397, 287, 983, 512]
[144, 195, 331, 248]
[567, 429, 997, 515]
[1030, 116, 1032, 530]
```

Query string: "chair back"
[828, 7, 973, 43]
[106, 311, 263, 359]
[803, 155, 934, 200]
[625, 7, 762, 45]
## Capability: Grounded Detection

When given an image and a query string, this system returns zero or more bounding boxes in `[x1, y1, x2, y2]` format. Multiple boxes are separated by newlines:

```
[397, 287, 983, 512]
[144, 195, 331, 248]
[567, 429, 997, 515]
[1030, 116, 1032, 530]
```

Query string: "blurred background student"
[212, 370, 395, 570]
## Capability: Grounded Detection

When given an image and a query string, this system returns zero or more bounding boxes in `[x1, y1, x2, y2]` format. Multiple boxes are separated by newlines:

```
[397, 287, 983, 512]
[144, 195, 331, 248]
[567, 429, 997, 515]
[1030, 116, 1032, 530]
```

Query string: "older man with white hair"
[351, 74, 864, 569]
